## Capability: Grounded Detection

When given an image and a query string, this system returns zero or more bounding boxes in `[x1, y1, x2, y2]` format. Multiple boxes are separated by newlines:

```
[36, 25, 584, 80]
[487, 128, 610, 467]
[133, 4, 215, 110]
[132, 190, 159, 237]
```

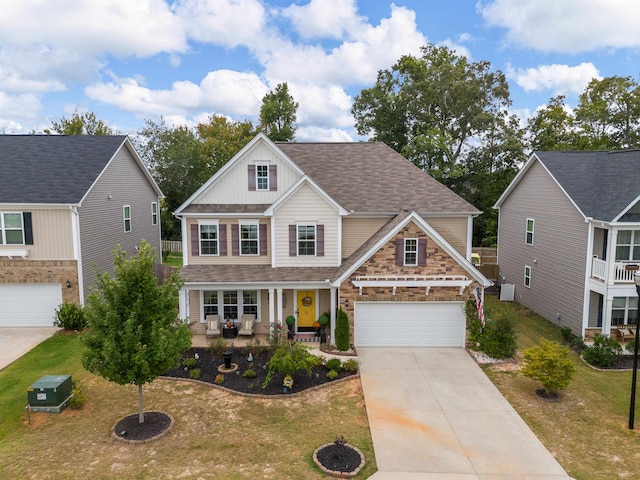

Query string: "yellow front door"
[297, 290, 317, 328]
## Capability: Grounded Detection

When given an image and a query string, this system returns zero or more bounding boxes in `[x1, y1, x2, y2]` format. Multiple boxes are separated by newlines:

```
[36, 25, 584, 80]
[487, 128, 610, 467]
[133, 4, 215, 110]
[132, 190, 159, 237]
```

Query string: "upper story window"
[297, 224, 316, 256]
[525, 218, 534, 245]
[256, 164, 269, 190]
[524, 265, 531, 288]
[616, 230, 640, 261]
[0, 212, 24, 244]
[404, 239, 418, 266]
[199, 222, 219, 255]
[240, 223, 259, 255]
[151, 202, 158, 226]
[123, 206, 131, 233]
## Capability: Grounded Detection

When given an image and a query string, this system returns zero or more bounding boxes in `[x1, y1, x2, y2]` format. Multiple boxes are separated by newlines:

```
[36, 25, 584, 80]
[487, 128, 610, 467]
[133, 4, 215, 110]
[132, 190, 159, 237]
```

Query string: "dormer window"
[256, 164, 269, 190]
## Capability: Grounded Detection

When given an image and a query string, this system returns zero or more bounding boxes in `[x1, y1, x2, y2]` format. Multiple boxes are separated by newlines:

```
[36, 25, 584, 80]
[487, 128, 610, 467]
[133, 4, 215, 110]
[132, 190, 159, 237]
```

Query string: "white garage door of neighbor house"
[354, 301, 465, 347]
[0, 284, 63, 327]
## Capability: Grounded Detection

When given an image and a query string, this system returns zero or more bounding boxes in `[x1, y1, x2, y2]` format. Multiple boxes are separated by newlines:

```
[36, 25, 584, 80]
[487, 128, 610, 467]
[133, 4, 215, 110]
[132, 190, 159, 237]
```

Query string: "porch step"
[294, 334, 320, 342]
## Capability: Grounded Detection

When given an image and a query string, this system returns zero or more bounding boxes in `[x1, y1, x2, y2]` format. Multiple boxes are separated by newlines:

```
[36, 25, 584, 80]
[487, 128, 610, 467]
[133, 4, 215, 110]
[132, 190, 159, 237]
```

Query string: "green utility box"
[27, 375, 72, 409]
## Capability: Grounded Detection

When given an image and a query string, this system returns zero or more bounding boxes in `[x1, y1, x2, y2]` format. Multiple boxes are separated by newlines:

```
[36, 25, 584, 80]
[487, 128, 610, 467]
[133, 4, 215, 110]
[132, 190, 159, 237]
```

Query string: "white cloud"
[480, 0, 640, 53]
[281, 0, 362, 40]
[0, 92, 42, 132]
[507, 62, 601, 95]
[296, 125, 355, 142]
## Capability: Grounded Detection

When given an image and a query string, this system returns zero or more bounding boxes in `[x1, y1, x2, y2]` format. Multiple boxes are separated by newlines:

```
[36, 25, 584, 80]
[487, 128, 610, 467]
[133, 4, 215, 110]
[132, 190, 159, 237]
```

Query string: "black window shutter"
[23, 212, 33, 245]
[395, 238, 404, 266]
[418, 239, 427, 266]
[289, 225, 297, 256]
[269, 165, 277, 191]
[191, 224, 199, 256]
[231, 224, 239, 256]
[248, 165, 256, 191]
[317, 224, 324, 256]
[259, 223, 267, 255]
[219, 224, 227, 256]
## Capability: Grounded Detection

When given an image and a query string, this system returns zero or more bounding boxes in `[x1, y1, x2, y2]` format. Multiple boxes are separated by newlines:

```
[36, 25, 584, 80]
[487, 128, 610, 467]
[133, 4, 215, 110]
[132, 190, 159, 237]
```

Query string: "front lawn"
[483, 296, 640, 480]
[0, 332, 376, 479]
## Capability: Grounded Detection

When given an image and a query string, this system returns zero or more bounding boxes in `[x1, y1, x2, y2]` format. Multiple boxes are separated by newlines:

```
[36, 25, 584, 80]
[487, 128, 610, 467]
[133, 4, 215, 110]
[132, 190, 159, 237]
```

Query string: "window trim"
[151, 202, 158, 226]
[201, 290, 261, 324]
[198, 220, 219, 256]
[524, 265, 531, 288]
[612, 296, 638, 326]
[615, 230, 640, 261]
[525, 218, 534, 245]
[297, 223, 317, 256]
[239, 220, 259, 256]
[123, 205, 131, 233]
[404, 238, 418, 266]
[255, 163, 269, 191]
[0, 212, 25, 245]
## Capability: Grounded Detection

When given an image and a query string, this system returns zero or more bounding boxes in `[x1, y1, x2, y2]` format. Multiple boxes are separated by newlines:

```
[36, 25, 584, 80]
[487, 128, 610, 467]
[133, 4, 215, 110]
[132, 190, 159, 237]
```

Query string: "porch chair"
[205, 315, 221, 338]
[616, 326, 635, 343]
[238, 314, 256, 337]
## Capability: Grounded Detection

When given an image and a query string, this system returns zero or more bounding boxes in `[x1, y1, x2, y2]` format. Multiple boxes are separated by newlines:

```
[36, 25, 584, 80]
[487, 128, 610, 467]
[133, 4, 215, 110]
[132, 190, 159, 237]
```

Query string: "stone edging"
[158, 373, 359, 399]
[312, 442, 365, 478]
[579, 354, 635, 372]
[111, 411, 175, 445]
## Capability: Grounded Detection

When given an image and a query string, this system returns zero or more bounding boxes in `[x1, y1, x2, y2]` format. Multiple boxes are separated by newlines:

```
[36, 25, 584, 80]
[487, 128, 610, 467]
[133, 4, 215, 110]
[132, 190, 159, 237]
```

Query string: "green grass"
[162, 252, 183, 268]
[483, 295, 640, 480]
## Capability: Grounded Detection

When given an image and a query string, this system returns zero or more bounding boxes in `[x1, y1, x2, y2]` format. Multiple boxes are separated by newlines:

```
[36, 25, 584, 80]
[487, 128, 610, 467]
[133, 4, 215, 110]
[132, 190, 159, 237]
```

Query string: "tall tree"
[45, 110, 114, 135]
[197, 114, 257, 170]
[259, 83, 298, 141]
[527, 95, 580, 151]
[82, 240, 191, 424]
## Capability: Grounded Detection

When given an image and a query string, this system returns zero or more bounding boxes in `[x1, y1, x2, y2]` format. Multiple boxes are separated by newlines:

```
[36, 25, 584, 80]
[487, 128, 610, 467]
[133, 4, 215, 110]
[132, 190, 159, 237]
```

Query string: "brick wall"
[0, 259, 80, 303]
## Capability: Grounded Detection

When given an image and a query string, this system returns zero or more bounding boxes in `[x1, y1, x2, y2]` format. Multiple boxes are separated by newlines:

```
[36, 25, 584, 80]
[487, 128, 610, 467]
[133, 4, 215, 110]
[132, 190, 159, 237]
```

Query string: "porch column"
[268, 288, 275, 327]
[603, 295, 614, 336]
[179, 288, 188, 321]
[330, 287, 337, 346]
[608, 230, 619, 285]
[276, 288, 284, 327]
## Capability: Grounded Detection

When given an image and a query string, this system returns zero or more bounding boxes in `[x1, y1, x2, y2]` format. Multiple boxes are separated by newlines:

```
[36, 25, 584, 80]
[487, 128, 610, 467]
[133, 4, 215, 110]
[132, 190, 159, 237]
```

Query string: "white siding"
[194, 143, 302, 205]
[273, 183, 340, 267]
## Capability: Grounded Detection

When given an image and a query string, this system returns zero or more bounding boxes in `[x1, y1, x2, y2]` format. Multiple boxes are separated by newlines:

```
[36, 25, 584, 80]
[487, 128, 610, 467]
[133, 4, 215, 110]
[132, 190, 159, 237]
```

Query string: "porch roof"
[180, 264, 340, 284]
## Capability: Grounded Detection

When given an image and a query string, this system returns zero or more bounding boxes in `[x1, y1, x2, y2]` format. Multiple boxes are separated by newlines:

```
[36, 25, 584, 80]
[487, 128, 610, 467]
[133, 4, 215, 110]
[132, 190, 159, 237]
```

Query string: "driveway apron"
[359, 347, 572, 480]
[0, 327, 59, 370]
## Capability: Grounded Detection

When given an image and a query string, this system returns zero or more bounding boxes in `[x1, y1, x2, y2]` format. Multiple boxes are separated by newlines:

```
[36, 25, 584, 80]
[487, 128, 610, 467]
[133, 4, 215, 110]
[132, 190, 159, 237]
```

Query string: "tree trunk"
[138, 384, 144, 424]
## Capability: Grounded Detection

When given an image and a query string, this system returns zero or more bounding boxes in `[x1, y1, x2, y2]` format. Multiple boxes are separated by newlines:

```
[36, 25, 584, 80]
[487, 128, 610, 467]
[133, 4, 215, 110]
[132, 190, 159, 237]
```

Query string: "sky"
[1, 0, 640, 141]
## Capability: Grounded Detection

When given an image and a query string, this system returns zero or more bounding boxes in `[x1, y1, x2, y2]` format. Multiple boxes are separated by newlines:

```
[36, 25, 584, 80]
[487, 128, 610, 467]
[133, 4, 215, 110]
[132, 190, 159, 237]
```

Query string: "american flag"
[472, 286, 485, 327]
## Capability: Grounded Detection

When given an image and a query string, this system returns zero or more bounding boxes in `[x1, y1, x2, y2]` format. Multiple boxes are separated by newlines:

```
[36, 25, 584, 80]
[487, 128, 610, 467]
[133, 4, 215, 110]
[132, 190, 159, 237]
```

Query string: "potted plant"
[317, 314, 329, 343]
[285, 315, 296, 340]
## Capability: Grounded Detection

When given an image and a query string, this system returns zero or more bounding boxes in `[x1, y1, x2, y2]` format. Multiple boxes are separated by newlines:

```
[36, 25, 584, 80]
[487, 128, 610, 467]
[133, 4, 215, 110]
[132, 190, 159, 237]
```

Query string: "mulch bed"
[163, 347, 357, 395]
[314, 442, 364, 475]
[113, 411, 172, 442]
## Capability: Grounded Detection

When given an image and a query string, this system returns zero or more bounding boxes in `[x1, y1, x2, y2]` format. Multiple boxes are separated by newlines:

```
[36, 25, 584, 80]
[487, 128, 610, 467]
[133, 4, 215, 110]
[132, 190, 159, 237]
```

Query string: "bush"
[214, 374, 225, 385]
[243, 369, 257, 378]
[627, 339, 637, 353]
[342, 358, 359, 372]
[182, 357, 197, 369]
[465, 299, 484, 349]
[209, 337, 227, 356]
[53, 302, 87, 330]
[267, 322, 286, 351]
[67, 379, 86, 409]
[560, 326, 573, 343]
[189, 368, 201, 379]
[480, 314, 517, 359]
[583, 334, 622, 367]
[325, 358, 342, 371]
[335, 308, 350, 351]
[571, 336, 585, 352]
[521, 339, 576, 395]
[326, 369, 338, 380]
[262, 341, 316, 389]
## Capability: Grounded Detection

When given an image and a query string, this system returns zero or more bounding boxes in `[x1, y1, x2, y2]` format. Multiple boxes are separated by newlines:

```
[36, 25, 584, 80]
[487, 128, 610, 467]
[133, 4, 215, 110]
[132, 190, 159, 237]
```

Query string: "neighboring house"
[495, 150, 640, 339]
[174, 133, 490, 347]
[0, 135, 163, 327]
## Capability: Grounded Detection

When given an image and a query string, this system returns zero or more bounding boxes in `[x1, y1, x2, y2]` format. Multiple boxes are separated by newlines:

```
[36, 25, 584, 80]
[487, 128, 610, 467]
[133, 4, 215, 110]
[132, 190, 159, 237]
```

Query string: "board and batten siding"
[78, 146, 161, 298]
[186, 218, 271, 265]
[422, 216, 468, 256]
[342, 217, 389, 258]
[193, 143, 302, 205]
[273, 183, 340, 267]
[497, 159, 588, 335]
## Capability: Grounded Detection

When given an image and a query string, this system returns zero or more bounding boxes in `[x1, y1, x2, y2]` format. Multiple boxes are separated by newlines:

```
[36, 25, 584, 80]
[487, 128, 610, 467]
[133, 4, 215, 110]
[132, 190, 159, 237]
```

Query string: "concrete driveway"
[0, 327, 60, 370]
[358, 347, 572, 480]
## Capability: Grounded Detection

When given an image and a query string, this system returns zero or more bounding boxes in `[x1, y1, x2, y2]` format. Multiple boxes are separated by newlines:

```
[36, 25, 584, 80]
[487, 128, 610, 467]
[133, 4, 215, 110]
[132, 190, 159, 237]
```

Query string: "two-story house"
[0, 135, 163, 327]
[495, 150, 640, 339]
[175, 134, 490, 347]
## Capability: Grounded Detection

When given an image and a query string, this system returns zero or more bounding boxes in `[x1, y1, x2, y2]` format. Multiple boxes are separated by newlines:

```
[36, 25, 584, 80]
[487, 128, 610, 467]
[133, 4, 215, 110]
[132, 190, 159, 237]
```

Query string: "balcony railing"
[591, 257, 637, 283]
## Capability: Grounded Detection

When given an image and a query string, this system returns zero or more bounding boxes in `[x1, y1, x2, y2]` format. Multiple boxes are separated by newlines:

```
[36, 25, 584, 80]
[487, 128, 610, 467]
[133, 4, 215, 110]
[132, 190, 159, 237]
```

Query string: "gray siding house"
[0, 135, 163, 327]
[495, 150, 640, 338]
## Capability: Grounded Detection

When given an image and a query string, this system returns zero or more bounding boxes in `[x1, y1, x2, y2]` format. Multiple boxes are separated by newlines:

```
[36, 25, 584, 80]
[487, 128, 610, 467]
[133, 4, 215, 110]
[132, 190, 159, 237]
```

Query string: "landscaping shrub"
[342, 359, 359, 372]
[262, 341, 316, 388]
[325, 358, 342, 371]
[182, 357, 197, 369]
[267, 322, 286, 351]
[335, 308, 350, 351]
[571, 336, 585, 352]
[326, 369, 338, 380]
[480, 313, 517, 359]
[214, 374, 225, 385]
[67, 379, 86, 409]
[626, 339, 637, 353]
[53, 302, 87, 330]
[560, 326, 573, 343]
[242, 369, 257, 378]
[189, 368, 200, 379]
[583, 334, 622, 367]
[209, 337, 227, 356]
[465, 299, 484, 349]
[521, 339, 575, 395]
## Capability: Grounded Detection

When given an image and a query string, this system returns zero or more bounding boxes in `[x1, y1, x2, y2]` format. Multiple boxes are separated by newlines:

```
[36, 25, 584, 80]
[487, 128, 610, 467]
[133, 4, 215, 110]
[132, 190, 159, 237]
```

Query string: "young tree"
[335, 308, 350, 351]
[259, 82, 298, 141]
[521, 339, 576, 396]
[81, 240, 191, 423]
[45, 110, 114, 135]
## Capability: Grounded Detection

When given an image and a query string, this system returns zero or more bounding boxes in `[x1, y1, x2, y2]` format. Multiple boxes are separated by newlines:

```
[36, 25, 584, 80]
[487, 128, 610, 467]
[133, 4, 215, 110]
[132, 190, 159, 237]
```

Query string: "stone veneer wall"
[0, 259, 80, 304]
[339, 223, 477, 343]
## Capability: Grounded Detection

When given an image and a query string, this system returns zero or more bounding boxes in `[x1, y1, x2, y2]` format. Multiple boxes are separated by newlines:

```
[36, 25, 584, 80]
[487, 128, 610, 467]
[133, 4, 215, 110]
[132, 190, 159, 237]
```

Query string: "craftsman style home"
[495, 150, 640, 340]
[175, 133, 490, 347]
[0, 135, 163, 327]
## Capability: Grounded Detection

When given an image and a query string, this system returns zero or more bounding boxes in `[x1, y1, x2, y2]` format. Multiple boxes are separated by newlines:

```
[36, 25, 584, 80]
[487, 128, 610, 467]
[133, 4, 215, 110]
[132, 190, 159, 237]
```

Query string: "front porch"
[189, 332, 322, 348]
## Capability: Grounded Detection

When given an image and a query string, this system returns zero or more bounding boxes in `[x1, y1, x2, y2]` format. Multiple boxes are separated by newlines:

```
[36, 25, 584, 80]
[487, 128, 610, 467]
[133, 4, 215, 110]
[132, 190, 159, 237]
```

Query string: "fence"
[472, 247, 497, 265]
[162, 240, 182, 253]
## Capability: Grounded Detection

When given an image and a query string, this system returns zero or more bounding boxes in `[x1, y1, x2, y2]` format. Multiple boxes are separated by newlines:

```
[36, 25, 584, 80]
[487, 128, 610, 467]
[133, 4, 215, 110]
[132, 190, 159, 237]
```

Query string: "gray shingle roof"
[535, 150, 640, 221]
[0, 135, 127, 204]
[276, 142, 479, 215]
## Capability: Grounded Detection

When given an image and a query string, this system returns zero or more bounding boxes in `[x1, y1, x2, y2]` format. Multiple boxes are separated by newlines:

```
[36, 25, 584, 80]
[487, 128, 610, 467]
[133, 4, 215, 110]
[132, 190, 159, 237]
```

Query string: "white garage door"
[354, 301, 465, 347]
[0, 284, 63, 327]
